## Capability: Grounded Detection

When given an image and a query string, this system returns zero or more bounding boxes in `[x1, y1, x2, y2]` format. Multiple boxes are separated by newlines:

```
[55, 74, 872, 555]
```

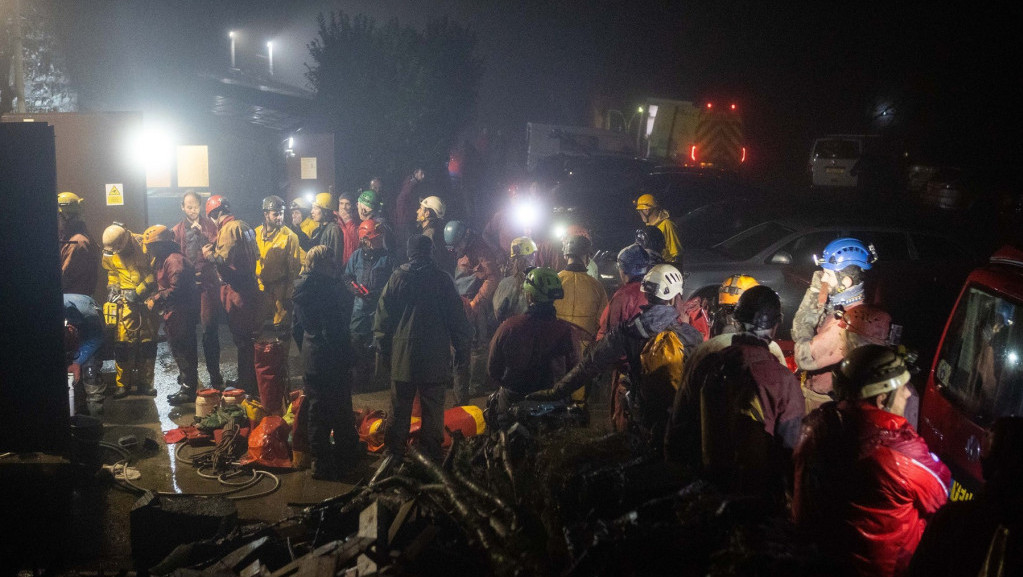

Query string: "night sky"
[49, 1, 1020, 187]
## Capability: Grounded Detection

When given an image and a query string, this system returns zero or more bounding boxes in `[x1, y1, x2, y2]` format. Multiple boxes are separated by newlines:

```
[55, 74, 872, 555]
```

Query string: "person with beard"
[255, 195, 301, 342]
[417, 195, 454, 275]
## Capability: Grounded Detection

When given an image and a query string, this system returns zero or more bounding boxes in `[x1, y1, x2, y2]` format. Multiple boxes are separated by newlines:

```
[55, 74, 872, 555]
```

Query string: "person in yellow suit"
[635, 193, 683, 264]
[256, 196, 302, 340]
[555, 234, 609, 404]
[101, 223, 159, 398]
[289, 197, 318, 255]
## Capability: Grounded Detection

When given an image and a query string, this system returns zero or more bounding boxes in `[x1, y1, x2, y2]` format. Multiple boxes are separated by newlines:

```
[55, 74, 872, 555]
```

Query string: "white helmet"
[641, 264, 685, 301]
[420, 196, 446, 219]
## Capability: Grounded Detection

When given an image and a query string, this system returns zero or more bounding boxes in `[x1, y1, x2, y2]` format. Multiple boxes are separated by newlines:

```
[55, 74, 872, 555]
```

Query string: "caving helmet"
[814, 237, 877, 271]
[510, 236, 537, 259]
[523, 267, 564, 303]
[420, 196, 446, 219]
[733, 285, 783, 330]
[563, 234, 592, 258]
[101, 223, 131, 256]
[313, 192, 334, 212]
[358, 190, 381, 211]
[617, 243, 653, 279]
[635, 194, 658, 210]
[358, 219, 381, 240]
[641, 264, 685, 301]
[444, 220, 469, 248]
[57, 192, 83, 217]
[141, 224, 175, 246]
[290, 197, 311, 215]
[832, 344, 910, 402]
[718, 274, 760, 306]
[262, 195, 286, 213]
[205, 195, 229, 219]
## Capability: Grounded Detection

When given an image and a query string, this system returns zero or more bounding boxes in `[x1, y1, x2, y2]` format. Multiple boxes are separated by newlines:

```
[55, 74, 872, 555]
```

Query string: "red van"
[919, 245, 1023, 501]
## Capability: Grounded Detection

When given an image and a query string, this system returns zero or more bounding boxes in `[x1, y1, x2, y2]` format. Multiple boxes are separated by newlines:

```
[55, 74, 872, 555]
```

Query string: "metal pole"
[12, 0, 27, 113]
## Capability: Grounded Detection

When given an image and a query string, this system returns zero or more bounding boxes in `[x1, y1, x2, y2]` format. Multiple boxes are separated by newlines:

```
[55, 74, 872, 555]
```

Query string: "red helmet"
[205, 194, 229, 218]
[358, 219, 381, 240]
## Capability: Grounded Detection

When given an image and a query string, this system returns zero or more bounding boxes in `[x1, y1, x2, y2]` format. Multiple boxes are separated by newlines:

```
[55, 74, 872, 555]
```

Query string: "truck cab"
[919, 245, 1023, 501]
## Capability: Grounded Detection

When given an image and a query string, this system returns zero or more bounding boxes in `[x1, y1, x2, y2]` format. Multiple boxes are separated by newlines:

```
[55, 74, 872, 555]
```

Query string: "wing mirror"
[769, 251, 792, 265]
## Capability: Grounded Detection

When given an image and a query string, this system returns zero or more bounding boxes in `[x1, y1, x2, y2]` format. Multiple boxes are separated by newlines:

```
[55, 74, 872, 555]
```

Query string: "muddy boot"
[137, 386, 158, 396]
[167, 385, 195, 406]
[112, 386, 130, 400]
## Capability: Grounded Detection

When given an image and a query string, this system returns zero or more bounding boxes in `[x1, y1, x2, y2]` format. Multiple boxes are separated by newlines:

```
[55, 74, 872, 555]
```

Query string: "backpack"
[638, 328, 687, 423]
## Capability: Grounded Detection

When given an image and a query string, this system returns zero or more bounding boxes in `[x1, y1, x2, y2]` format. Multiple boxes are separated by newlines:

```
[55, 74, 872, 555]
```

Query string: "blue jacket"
[344, 247, 394, 339]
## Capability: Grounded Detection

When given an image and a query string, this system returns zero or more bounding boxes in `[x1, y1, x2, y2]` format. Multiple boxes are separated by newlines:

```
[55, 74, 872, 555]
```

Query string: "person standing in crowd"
[792, 237, 884, 412]
[418, 195, 454, 276]
[492, 236, 536, 324]
[634, 194, 682, 264]
[710, 274, 760, 337]
[794, 344, 949, 577]
[309, 193, 345, 276]
[255, 196, 301, 342]
[345, 219, 395, 390]
[140, 225, 199, 406]
[102, 223, 159, 398]
[337, 192, 360, 267]
[289, 197, 317, 253]
[357, 190, 395, 254]
[173, 190, 224, 388]
[292, 245, 360, 481]
[444, 220, 501, 404]
[529, 265, 703, 448]
[665, 285, 803, 501]
[488, 267, 579, 420]
[373, 235, 472, 473]
[202, 195, 260, 394]
[555, 234, 608, 342]
[57, 192, 100, 296]
[394, 168, 424, 240]
[64, 293, 105, 415]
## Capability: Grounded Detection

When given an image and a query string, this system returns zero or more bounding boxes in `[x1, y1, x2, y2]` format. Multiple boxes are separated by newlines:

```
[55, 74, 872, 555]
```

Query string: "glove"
[122, 289, 139, 304]
[525, 387, 562, 402]
[107, 285, 121, 302]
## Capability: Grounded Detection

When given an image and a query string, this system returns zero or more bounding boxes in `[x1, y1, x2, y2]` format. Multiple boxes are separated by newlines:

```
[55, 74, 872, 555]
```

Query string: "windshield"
[714, 221, 796, 261]
[934, 286, 1023, 426]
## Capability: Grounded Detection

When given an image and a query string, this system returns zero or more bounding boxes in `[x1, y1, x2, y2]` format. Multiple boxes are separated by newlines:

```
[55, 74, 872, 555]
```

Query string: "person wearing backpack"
[664, 285, 804, 501]
[527, 264, 702, 450]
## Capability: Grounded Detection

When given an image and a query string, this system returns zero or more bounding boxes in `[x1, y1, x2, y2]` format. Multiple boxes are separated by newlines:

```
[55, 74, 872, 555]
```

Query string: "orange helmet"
[358, 219, 381, 240]
[205, 195, 228, 218]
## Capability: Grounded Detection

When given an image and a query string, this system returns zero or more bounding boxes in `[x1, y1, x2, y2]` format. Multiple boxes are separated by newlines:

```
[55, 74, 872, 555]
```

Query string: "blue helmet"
[814, 237, 877, 271]
[443, 220, 468, 248]
[617, 243, 653, 279]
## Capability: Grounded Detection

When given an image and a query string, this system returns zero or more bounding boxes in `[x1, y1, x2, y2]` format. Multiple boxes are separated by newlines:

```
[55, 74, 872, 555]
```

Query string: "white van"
[809, 135, 878, 188]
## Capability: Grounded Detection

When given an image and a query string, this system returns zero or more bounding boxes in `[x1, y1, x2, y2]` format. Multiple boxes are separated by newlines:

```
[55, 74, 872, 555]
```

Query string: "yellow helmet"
[718, 274, 759, 305]
[510, 236, 537, 259]
[141, 224, 175, 246]
[57, 192, 83, 216]
[102, 224, 131, 256]
[635, 194, 658, 210]
[313, 192, 334, 211]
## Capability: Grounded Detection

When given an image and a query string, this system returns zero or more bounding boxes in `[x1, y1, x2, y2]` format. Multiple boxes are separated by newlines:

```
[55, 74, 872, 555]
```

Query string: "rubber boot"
[112, 386, 130, 399]
[167, 385, 195, 406]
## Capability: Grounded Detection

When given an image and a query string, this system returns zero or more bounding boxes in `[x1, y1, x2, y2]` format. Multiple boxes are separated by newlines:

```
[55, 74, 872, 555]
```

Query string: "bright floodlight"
[229, 30, 235, 38]
[127, 120, 175, 173]
[514, 200, 540, 229]
[551, 223, 567, 240]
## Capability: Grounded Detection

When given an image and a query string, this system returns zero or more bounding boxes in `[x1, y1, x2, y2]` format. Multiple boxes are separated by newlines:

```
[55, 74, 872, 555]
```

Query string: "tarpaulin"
[239, 416, 293, 469]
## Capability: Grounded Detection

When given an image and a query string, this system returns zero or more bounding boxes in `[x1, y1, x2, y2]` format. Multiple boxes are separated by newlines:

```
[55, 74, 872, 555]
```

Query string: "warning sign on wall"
[106, 183, 124, 206]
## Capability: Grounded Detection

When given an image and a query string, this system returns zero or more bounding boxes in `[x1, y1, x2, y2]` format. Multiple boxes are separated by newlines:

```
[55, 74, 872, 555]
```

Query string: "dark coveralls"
[292, 270, 359, 470]
[374, 254, 472, 461]
[151, 250, 199, 389]
[210, 215, 260, 394]
[174, 216, 223, 385]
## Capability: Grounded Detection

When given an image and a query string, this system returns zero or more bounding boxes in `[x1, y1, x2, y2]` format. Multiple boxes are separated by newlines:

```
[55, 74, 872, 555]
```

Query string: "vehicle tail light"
[740, 147, 746, 163]
[706, 102, 713, 109]
[690, 146, 697, 162]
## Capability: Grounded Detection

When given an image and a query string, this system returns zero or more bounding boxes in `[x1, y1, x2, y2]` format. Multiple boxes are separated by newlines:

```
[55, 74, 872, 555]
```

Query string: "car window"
[715, 221, 797, 261]
[778, 231, 842, 267]
[850, 230, 910, 261]
[934, 287, 1023, 426]
[813, 139, 861, 159]
[912, 233, 968, 261]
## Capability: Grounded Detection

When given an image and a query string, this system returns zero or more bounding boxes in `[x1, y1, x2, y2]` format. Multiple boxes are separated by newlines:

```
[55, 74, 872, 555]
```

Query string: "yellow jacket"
[255, 225, 301, 290]
[554, 266, 608, 339]
[649, 210, 683, 263]
[102, 234, 158, 341]
[300, 217, 318, 238]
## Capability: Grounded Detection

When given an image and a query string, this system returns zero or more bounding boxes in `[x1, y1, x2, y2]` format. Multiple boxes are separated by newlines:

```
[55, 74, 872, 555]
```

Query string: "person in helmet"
[357, 189, 396, 254]
[255, 195, 301, 340]
[102, 223, 159, 398]
[635, 226, 666, 263]
[308, 192, 345, 279]
[141, 225, 200, 405]
[665, 286, 804, 500]
[337, 192, 360, 266]
[57, 192, 101, 295]
[634, 194, 682, 264]
[418, 195, 454, 275]
[491, 236, 537, 324]
[292, 245, 360, 480]
[710, 274, 760, 337]
[794, 344, 950, 577]
[344, 218, 395, 390]
[289, 197, 317, 252]
[374, 235, 472, 464]
[792, 237, 887, 413]
[444, 220, 501, 404]
[487, 267, 581, 420]
[172, 190, 224, 387]
[528, 264, 703, 446]
[555, 234, 608, 341]
[65, 293, 105, 415]
[202, 195, 260, 394]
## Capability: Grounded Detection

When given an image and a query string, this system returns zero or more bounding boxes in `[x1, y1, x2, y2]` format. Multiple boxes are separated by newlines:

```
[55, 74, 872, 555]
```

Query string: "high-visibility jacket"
[255, 225, 301, 290]
[102, 235, 158, 342]
[555, 264, 608, 340]
[648, 210, 683, 263]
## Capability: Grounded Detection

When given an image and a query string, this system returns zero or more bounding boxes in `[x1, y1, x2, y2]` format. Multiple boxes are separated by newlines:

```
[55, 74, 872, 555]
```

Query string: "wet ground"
[56, 328, 611, 572]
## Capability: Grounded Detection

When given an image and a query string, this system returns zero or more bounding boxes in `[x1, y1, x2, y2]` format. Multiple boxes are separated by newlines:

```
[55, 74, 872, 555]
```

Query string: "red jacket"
[151, 252, 197, 320]
[488, 305, 580, 395]
[173, 216, 219, 288]
[597, 280, 707, 341]
[794, 402, 951, 577]
[339, 217, 359, 266]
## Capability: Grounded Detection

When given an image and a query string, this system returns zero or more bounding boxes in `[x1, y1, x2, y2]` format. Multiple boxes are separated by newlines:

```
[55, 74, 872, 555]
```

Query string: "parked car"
[681, 216, 979, 346]
[919, 245, 1023, 501]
